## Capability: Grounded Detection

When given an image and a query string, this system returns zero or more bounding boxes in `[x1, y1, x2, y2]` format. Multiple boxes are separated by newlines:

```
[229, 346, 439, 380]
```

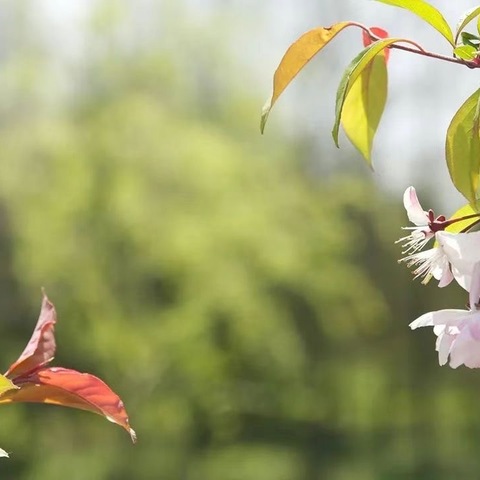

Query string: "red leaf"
[363, 27, 390, 62]
[0, 292, 136, 442]
[0, 367, 136, 442]
[5, 291, 56, 378]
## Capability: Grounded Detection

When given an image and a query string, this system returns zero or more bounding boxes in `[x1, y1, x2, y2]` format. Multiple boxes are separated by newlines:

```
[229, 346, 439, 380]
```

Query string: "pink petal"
[436, 331, 456, 366]
[470, 262, 480, 308]
[438, 267, 454, 288]
[403, 187, 428, 226]
[449, 327, 480, 368]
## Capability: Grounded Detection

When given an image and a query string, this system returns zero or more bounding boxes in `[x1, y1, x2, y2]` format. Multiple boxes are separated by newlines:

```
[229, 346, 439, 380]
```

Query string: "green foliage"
[340, 54, 387, 166]
[446, 89, 480, 208]
[5, 1, 480, 479]
[453, 45, 478, 60]
[332, 38, 408, 154]
[262, 3, 480, 204]
[455, 6, 480, 44]
[375, 0, 454, 45]
[0, 69, 475, 476]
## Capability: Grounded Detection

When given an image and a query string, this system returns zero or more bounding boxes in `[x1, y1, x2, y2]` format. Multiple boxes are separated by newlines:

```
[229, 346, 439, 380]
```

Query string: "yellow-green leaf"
[0, 374, 18, 397]
[261, 22, 352, 133]
[376, 0, 454, 46]
[446, 88, 480, 207]
[332, 38, 415, 147]
[446, 204, 479, 232]
[455, 6, 480, 44]
[453, 45, 478, 60]
[341, 53, 388, 167]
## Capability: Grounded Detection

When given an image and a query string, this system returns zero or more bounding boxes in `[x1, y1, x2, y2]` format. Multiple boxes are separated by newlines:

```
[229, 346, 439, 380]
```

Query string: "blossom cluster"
[399, 187, 480, 368]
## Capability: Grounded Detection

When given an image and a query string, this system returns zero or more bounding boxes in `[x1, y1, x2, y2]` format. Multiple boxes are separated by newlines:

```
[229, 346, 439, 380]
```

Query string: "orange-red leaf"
[5, 291, 56, 378]
[0, 292, 136, 443]
[362, 27, 390, 61]
[0, 367, 136, 442]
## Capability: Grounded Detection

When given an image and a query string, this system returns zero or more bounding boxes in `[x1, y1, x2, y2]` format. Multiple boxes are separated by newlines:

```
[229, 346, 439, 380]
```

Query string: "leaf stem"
[349, 22, 480, 69]
[441, 212, 480, 229]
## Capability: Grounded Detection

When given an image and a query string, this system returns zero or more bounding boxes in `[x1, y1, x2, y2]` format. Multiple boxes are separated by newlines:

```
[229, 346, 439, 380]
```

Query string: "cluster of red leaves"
[0, 292, 136, 442]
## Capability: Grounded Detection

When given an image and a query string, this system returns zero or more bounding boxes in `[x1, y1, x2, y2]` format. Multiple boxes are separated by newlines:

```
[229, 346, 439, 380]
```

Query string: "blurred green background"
[0, 1, 478, 479]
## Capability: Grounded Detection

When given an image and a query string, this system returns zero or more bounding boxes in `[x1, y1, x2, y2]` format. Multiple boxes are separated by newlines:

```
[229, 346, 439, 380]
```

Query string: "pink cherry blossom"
[397, 186, 480, 289]
[409, 263, 480, 368]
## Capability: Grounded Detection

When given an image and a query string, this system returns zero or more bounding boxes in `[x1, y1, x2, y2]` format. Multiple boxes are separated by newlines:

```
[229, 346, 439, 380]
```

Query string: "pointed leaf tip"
[6, 291, 57, 378]
[0, 367, 136, 441]
[455, 6, 480, 45]
[260, 95, 273, 134]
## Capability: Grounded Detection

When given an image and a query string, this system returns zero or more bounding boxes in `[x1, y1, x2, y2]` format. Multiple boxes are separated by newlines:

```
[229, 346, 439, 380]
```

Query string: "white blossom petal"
[403, 186, 428, 226]
[410, 309, 467, 330]
[436, 331, 456, 366]
[437, 231, 480, 291]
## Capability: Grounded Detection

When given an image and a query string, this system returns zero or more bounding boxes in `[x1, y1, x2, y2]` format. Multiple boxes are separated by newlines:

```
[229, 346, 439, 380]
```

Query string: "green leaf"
[332, 38, 412, 147]
[375, 0, 454, 46]
[461, 32, 480, 48]
[453, 45, 478, 60]
[340, 53, 388, 167]
[455, 6, 480, 44]
[446, 204, 480, 233]
[446, 88, 480, 207]
[261, 22, 353, 133]
[0, 374, 17, 397]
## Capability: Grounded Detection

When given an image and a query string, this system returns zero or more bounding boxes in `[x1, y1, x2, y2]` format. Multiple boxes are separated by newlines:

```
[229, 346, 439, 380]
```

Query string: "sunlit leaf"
[446, 88, 480, 207]
[0, 367, 136, 442]
[261, 22, 353, 133]
[0, 374, 18, 397]
[332, 38, 415, 147]
[375, 0, 454, 46]
[5, 291, 56, 378]
[455, 6, 480, 44]
[454, 45, 478, 60]
[446, 204, 480, 233]
[341, 53, 388, 167]
[0, 292, 136, 443]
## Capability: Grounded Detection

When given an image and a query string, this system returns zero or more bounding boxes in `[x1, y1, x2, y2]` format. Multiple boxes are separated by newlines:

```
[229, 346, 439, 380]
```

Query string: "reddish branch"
[349, 22, 480, 69]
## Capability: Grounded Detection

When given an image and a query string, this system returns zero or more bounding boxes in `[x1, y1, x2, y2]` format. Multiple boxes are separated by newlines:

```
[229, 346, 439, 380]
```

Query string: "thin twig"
[347, 21, 480, 69]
